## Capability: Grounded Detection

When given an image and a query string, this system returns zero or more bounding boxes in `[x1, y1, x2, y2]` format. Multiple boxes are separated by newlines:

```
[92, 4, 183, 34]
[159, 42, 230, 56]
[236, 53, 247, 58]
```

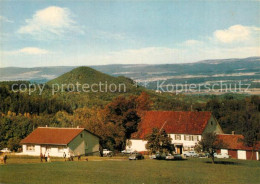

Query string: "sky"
[0, 0, 259, 67]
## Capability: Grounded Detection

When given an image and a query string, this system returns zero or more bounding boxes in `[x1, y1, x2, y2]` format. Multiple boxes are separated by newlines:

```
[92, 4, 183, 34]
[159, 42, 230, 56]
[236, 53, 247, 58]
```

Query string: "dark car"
[129, 152, 144, 160]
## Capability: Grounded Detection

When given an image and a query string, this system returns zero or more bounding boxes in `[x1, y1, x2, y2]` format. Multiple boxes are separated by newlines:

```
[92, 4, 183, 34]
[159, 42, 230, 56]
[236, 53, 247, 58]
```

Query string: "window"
[175, 134, 181, 140]
[183, 146, 188, 151]
[193, 135, 199, 141]
[184, 135, 190, 141]
[26, 145, 35, 151]
[80, 134, 83, 138]
[211, 121, 213, 125]
[190, 136, 193, 141]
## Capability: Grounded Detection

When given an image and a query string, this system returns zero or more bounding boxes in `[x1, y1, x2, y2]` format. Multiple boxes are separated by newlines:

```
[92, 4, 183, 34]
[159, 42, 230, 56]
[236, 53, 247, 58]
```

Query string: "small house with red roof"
[20, 127, 100, 157]
[216, 134, 260, 160]
[126, 111, 223, 154]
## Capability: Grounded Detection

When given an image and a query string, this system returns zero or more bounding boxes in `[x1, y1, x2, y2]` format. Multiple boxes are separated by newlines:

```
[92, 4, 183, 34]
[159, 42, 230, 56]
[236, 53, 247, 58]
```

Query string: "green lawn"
[0, 156, 259, 184]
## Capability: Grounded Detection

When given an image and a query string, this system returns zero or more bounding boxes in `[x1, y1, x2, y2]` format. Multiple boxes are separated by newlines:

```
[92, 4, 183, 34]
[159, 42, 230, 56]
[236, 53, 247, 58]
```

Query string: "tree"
[145, 128, 174, 154]
[198, 132, 225, 164]
[7, 137, 20, 151]
[240, 108, 260, 159]
[103, 93, 152, 150]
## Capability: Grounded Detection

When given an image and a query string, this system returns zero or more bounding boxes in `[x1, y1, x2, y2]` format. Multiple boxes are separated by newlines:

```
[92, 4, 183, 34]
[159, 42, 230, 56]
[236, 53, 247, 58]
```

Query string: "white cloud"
[18, 47, 49, 55]
[18, 6, 83, 39]
[213, 25, 258, 43]
[0, 15, 13, 23]
[5, 47, 49, 55]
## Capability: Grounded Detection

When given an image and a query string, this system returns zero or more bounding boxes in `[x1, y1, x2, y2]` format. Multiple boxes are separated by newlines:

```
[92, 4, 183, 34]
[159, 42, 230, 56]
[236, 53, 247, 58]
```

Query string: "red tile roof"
[217, 134, 260, 151]
[20, 127, 85, 145]
[131, 111, 213, 139]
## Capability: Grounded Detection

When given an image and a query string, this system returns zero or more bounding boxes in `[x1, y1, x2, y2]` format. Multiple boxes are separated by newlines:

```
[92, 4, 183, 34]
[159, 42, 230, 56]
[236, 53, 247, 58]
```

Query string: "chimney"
[232, 131, 235, 135]
[77, 126, 79, 129]
[45, 125, 48, 127]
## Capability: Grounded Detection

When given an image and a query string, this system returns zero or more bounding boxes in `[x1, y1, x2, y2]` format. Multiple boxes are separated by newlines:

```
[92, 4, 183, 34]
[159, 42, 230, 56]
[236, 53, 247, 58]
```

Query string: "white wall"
[21, 144, 69, 157]
[237, 150, 246, 160]
[126, 139, 147, 152]
[169, 134, 201, 151]
[127, 134, 202, 152]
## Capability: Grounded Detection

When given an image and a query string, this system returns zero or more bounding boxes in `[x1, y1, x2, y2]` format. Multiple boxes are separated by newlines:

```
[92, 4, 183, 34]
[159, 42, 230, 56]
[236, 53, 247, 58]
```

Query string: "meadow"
[0, 155, 259, 184]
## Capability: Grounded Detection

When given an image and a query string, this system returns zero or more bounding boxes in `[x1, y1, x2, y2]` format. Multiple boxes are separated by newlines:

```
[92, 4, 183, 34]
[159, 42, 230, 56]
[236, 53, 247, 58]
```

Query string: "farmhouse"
[217, 134, 260, 160]
[127, 111, 223, 154]
[20, 127, 100, 157]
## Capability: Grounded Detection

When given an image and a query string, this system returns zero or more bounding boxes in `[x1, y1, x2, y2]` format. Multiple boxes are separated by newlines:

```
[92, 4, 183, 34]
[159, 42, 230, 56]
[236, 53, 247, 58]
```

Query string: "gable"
[202, 116, 223, 135]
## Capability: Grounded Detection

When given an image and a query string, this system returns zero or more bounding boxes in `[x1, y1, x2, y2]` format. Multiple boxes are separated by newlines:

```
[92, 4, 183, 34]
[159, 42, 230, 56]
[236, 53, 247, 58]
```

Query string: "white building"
[126, 111, 223, 154]
[20, 127, 100, 157]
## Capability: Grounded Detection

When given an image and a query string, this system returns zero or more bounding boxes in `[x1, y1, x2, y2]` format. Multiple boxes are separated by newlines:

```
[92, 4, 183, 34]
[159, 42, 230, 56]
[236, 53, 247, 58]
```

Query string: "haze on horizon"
[0, 1, 259, 68]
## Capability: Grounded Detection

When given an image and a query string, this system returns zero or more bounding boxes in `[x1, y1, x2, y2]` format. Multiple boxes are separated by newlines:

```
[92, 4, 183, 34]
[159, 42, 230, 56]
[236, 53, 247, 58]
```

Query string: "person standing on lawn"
[63, 152, 66, 161]
[47, 153, 51, 162]
[40, 153, 43, 162]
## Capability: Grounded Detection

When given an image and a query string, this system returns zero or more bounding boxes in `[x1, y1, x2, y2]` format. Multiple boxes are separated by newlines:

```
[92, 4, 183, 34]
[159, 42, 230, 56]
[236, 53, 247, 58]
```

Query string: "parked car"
[198, 153, 209, 158]
[165, 154, 175, 160]
[0, 148, 11, 153]
[121, 149, 134, 154]
[103, 149, 113, 156]
[129, 152, 144, 160]
[173, 154, 183, 160]
[214, 153, 230, 159]
[183, 151, 198, 157]
[155, 153, 166, 160]
[149, 155, 156, 159]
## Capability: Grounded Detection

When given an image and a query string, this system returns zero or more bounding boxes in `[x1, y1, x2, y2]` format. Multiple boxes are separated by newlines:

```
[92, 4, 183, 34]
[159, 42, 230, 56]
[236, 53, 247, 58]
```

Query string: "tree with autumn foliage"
[145, 128, 174, 154]
[103, 92, 152, 150]
[72, 107, 125, 150]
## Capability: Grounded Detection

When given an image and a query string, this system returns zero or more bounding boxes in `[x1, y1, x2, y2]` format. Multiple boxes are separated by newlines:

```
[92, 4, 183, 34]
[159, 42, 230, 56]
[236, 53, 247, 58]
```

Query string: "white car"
[103, 149, 112, 156]
[0, 148, 11, 153]
[165, 154, 175, 160]
[214, 153, 230, 159]
[183, 151, 198, 157]
[121, 149, 134, 154]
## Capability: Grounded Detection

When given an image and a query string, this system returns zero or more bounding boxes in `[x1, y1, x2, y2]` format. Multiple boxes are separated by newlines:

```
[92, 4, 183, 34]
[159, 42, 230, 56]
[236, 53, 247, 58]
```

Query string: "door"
[237, 150, 246, 159]
[221, 149, 228, 155]
[176, 147, 180, 154]
[176, 145, 183, 154]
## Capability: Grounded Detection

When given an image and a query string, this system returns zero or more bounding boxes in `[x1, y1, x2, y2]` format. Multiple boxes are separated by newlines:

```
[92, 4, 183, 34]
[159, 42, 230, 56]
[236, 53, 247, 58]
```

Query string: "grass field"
[0, 155, 259, 184]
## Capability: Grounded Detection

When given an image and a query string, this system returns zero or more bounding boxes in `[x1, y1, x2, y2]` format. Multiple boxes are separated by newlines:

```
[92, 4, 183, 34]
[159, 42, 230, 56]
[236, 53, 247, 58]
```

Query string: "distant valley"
[1, 57, 259, 93]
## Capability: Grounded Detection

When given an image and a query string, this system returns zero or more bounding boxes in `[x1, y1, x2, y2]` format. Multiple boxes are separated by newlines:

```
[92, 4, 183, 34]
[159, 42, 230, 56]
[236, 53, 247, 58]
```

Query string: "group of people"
[40, 151, 82, 162]
[40, 153, 51, 162]
[63, 152, 81, 161]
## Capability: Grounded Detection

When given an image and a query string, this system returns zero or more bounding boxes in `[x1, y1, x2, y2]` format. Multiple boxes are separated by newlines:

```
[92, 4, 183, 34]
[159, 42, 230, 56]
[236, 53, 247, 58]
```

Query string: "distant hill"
[47, 66, 133, 86]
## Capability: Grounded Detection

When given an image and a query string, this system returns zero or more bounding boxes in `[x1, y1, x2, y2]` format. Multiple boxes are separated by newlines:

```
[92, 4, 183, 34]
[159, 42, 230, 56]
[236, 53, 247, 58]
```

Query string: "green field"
[0, 156, 259, 184]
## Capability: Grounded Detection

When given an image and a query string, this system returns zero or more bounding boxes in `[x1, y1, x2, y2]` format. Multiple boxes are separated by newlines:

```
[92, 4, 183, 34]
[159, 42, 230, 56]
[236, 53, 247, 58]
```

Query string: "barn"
[20, 127, 100, 157]
[217, 134, 260, 160]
